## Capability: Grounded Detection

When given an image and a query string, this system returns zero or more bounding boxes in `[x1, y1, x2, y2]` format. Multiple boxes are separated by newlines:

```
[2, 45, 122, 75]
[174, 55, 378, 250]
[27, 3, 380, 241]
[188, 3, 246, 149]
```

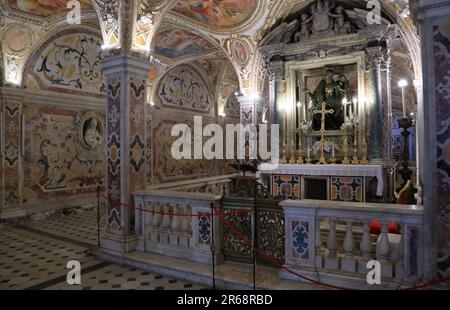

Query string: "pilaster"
[101, 54, 152, 253]
[410, 0, 450, 280]
[0, 87, 25, 219]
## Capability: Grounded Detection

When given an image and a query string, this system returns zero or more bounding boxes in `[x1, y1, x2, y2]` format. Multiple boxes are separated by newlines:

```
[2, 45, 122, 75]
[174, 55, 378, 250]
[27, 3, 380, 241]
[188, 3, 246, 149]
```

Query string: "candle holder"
[360, 138, 368, 164]
[281, 142, 288, 164]
[306, 157, 312, 164]
[296, 133, 304, 164]
[351, 133, 359, 165]
[342, 130, 350, 165]
[397, 117, 414, 185]
[329, 157, 337, 164]
[289, 139, 296, 164]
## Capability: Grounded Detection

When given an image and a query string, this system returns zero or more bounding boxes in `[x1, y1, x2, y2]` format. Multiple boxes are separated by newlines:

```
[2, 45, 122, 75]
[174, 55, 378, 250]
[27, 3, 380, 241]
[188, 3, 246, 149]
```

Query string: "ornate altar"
[259, 0, 399, 201]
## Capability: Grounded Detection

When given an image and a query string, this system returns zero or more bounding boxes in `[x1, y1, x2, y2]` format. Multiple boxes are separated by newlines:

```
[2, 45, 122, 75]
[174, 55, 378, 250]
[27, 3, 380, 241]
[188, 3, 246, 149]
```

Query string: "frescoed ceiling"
[172, 0, 258, 28]
[7, 0, 92, 17]
[153, 25, 216, 60]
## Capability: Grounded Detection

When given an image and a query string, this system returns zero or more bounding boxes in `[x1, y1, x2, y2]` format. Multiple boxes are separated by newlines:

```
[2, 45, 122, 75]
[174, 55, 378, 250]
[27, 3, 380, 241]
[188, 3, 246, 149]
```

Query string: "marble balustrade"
[148, 174, 235, 195]
[133, 190, 224, 265]
[280, 199, 424, 289]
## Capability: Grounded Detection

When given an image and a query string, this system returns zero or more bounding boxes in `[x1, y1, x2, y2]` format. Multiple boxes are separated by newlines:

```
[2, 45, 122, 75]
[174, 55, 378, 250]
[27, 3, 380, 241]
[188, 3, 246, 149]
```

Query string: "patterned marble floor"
[0, 206, 205, 290]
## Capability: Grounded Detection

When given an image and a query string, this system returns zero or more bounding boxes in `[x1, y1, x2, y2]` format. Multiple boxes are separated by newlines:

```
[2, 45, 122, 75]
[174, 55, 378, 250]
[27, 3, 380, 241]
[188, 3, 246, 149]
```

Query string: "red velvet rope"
[95, 189, 450, 290]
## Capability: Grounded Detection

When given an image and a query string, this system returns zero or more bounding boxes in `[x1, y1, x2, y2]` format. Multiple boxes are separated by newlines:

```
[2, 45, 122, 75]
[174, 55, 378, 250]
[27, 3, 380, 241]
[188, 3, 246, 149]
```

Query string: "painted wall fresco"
[153, 118, 217, 184]
[25, 30, 105, 97]
[154, 28, 215, 59]
[23, 105, 105, 204]
[218, 63, 239, 118]
[433, 23, 450, 278]
[158, 64, 213, 113]
[9, 0, 92, 17]
[173, 0, 257, 27]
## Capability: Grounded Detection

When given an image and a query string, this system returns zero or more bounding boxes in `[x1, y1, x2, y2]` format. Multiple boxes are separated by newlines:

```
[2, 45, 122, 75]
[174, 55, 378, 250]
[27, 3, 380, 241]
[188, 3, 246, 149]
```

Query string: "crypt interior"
[0, 0, 449, 290]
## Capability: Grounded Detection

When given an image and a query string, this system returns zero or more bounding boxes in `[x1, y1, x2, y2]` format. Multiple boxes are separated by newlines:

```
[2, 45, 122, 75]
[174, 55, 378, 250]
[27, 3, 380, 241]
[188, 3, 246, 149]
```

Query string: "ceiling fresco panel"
[8, 0, 92, 17]
[154, 28, 216, 59]
[172, 0, 257, 28]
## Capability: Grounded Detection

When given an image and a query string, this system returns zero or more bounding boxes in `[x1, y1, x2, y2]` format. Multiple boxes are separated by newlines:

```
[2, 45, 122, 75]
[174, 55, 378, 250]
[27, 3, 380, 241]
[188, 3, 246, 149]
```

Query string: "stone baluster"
[325, 218, 339, 270]
[144, 202, 153, 227]
[378, 221, 393, 277]
[152, 203, 161, 227]
[224, 183, 230, 196]
[359, 220, 373, 274]
[180, 205, 190, 232]
[161, 203, 172, 228]
[315, 219, 324, 268]
[395, 223, 404, 280]
[341, 220, 356, 272]
[171, 205, 180, 230]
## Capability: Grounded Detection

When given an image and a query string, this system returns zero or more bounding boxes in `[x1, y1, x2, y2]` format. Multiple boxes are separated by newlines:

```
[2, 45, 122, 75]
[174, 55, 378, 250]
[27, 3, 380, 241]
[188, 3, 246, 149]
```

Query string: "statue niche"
[305, 68, 353, 131]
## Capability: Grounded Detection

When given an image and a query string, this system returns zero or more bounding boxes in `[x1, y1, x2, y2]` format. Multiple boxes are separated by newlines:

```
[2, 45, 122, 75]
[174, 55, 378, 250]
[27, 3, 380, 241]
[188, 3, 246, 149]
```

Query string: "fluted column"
[268, 61, 287, 149]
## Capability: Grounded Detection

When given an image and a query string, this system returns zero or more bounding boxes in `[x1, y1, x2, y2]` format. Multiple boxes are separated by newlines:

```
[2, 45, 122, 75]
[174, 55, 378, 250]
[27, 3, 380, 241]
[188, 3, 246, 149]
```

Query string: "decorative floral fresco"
[9, 0, 92, 17]
[25, 30, 105, 96]
[173, 0, 257, 28]
[23, 105, 105, 204]
[154, 28, 215, 59]
[433, 23, 450, 278]
[158, 64, 213, 113]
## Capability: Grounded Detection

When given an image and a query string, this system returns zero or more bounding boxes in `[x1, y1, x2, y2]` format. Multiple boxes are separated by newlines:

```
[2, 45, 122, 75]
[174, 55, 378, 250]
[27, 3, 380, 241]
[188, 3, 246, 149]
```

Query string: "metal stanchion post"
[97, 186, 101, 247]
[210, 203, 216, 290]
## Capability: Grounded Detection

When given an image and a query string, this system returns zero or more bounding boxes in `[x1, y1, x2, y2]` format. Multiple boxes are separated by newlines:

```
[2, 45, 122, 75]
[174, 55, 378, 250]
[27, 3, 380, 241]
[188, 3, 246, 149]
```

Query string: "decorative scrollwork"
[257, 209, 285, 262]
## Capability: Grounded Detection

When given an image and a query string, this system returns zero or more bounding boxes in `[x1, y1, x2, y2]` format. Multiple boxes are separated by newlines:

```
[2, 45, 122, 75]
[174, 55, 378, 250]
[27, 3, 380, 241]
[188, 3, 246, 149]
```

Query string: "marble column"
[267, 61, 287, 148]
[410, 0, 450, 281]
[100, 54, 152, 253]
[0, 87, 25, 219]
[381, 50, 393, 161]
[365, 46, 384, 160]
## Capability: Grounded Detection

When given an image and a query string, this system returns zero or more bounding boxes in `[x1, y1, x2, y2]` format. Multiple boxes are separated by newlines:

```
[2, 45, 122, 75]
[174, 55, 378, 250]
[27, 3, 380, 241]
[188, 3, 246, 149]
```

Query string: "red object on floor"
[369, 220, 400, 234]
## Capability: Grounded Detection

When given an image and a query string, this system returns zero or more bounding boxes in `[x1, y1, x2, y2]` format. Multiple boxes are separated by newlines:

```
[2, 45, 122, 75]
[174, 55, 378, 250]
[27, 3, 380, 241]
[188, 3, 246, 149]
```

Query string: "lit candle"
[343, 98, 348, 123]
[332, 144, 335, 158]
[307, 146, 310, 158]
[398, 79, 408, 118]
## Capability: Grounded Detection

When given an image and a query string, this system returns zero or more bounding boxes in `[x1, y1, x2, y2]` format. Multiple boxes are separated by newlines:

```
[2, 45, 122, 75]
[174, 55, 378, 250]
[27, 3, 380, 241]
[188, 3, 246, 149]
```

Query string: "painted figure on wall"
[155, 28, 214, 59]
[305, 69, 353, 130]
[11, 0, 92, 16]
[173, 0, 257, 27]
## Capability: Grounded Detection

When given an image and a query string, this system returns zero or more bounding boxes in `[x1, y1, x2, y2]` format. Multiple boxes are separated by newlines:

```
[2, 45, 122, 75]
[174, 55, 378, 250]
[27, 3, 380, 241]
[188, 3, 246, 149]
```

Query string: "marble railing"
[280, 200, 424, 289]
[133, 190, 224, 265]
[149, 174, 235, 195]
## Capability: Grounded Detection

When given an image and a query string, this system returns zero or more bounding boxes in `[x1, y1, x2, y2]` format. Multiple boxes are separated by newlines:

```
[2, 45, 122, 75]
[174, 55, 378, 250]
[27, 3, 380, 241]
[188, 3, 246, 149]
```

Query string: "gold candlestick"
[342, 128, 350, 165]
[281, 142, 288, 164]
[297, 132, 304, 164]
[351, 125, 359, 165]
[306, 146, 312, 164]
[318, 139, 327, 164]
[360, 138, 368, 164]
[289, 138, 296, 164]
